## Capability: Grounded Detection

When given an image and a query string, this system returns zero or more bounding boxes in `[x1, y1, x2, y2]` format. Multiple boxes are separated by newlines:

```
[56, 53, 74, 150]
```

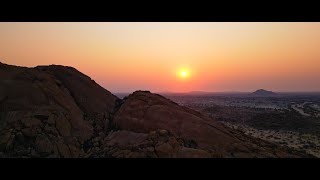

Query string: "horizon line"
[112, 90, 320, 94]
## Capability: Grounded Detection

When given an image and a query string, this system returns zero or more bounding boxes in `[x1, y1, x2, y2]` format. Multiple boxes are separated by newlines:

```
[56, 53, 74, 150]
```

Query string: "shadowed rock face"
[0, 62, 311, 158]
[0, 63, 118, 157]
[36, 65, 118, 115]
[91, 129, 212, 158]
[113, 91, 238, 150]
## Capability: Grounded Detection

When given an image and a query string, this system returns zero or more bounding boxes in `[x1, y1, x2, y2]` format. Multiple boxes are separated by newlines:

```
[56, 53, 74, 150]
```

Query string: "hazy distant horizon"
[1, 22, 320, 92]
[113, 90, 320, 95]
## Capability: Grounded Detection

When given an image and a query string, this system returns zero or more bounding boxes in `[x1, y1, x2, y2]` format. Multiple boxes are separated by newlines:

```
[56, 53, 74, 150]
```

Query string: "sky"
[0, 22, 320, 93]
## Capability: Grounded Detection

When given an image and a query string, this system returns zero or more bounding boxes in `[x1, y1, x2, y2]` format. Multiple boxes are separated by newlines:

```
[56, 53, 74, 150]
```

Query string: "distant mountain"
[250, 89, 277, 96]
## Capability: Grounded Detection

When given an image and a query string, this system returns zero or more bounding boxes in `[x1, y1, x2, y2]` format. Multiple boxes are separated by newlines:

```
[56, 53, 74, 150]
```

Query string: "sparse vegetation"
[165, 93, 320, 157]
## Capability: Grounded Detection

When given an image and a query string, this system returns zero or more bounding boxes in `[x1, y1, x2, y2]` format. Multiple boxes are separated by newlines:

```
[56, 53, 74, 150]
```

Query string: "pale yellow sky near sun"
[0, 22, 320, 92]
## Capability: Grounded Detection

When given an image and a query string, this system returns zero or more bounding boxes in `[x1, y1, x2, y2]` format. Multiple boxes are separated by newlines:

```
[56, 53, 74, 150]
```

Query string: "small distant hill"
[250, 89, 277, 96]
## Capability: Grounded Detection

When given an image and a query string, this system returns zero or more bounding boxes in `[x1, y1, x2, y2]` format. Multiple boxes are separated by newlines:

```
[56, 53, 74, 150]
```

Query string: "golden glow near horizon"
[0, 22, 320, 93]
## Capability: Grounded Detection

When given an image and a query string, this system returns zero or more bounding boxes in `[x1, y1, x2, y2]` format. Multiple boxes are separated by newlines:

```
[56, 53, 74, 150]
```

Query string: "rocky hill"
[0, 62, 311, 158]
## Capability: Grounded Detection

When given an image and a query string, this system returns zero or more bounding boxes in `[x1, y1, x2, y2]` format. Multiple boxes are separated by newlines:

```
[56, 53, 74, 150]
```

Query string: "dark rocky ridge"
[0, 62, 312, 158]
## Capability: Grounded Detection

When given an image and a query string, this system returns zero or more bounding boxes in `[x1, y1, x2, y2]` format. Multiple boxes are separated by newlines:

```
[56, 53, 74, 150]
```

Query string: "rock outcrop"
[0, 62, 311, 158]
[0, 63, 117, 157]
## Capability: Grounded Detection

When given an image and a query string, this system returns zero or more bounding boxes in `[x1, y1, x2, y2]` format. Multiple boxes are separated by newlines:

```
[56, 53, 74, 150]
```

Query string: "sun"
[179, 69, 189, 78]
[180, 71, 187, 77]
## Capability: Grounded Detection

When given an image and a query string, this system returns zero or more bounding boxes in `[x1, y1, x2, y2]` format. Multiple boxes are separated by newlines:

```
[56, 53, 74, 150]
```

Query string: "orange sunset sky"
[0, 22, 320, 93]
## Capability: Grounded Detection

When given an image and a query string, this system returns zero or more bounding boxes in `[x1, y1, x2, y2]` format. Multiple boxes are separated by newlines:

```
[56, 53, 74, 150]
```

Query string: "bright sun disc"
[179, 70, 189, 78]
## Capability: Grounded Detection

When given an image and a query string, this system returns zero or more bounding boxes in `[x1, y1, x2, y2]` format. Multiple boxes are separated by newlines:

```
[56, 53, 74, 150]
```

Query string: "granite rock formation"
[0, 62, 311, 158]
